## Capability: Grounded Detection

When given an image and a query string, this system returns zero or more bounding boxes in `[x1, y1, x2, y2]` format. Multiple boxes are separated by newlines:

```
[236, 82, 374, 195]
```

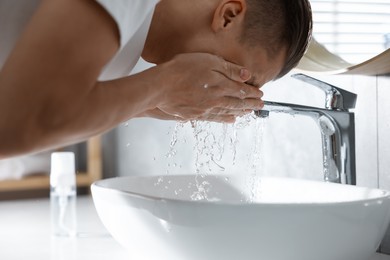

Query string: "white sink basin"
[91, 175, 390, 260]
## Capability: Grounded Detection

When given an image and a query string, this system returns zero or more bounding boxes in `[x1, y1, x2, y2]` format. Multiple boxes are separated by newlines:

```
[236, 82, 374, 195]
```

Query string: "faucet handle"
[292, 73, 357, 111]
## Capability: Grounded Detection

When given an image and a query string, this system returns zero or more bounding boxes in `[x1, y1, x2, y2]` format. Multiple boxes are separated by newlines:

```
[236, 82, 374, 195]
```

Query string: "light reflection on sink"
[92, 175, 390, 260]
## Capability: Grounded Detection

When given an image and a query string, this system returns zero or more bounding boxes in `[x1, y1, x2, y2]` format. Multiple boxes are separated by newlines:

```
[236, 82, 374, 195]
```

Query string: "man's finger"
[208, 108, 253, 116]
[201, 114, 236, 123]
[226, 82, 263, 99]
[216, 97, 264, 110]
[213, 56, 252, 82]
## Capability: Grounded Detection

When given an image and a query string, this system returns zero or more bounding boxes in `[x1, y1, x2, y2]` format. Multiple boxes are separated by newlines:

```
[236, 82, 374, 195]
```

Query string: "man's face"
[144, 0, 287, 87]
[178, 33, 287, 88]
[210, 40, 287, 88]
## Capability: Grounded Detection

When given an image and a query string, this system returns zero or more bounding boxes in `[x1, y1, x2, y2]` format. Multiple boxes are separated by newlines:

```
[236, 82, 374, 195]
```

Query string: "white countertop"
[0, 196, 390, 260]
[0, 196, 128, 260]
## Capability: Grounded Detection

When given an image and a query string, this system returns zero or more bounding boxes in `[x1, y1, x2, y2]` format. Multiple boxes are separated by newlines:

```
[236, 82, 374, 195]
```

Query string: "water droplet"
[154, 177, 164, 186]
[174, 189, 182, 196]
[160, 219, 172, 233]
[166, 122, 184, 158]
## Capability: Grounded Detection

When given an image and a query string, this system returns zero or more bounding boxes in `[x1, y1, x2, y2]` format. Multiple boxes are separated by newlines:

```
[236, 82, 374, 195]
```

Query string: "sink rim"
[92, 175, 390, 207]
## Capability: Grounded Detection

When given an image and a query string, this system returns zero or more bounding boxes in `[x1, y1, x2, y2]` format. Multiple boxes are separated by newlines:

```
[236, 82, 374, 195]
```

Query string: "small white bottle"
[50, 152, 77, 237]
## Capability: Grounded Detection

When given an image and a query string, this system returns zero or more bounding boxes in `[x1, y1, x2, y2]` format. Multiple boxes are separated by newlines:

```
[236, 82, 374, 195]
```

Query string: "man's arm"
[0, 0, 263, 158]
[0, 0, 120, 157]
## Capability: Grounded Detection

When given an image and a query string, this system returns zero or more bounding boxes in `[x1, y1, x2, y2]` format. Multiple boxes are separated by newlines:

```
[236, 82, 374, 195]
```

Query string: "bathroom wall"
[378, 76, 390, 254]
[378, 77, 390, 191]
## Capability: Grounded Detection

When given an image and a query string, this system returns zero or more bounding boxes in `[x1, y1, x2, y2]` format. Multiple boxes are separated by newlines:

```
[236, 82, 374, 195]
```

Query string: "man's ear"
[211, 0, 247, 32]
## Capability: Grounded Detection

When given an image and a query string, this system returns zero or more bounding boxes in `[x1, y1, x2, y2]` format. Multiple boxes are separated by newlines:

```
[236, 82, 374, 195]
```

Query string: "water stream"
[162, 113, 268, 202]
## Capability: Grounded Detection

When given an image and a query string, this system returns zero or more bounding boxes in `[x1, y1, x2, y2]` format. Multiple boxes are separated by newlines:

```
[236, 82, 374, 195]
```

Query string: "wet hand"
[153, 53, 264, 123]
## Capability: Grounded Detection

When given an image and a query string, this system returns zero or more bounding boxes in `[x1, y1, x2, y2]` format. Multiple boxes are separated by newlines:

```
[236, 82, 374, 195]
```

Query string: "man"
[0, 0, 312, 158]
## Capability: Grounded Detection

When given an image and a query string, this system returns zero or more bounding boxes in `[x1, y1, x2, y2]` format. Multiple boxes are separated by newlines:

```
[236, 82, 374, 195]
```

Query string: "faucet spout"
[292, 74, 357, 111]
[256, 75, 357, 185]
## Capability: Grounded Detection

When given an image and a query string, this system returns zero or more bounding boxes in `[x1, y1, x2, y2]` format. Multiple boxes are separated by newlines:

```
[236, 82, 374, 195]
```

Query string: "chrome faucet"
[256, 74, 357, 185]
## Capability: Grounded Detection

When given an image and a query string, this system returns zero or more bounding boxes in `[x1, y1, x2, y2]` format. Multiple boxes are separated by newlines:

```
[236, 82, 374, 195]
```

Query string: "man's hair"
[242, 0, 313, 79]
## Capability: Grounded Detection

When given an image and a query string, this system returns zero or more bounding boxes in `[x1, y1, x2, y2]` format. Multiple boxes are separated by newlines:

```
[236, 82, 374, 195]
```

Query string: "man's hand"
[140, 107, 253, 123]
[149, 53, 264, 123]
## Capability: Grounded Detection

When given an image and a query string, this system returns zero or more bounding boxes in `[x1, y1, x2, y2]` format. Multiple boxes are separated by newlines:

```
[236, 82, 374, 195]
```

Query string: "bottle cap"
[50, 152, 76, 188]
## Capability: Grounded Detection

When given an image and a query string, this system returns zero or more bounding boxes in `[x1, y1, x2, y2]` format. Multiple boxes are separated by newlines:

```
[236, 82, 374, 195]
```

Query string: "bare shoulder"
[5, 0, 120, 83]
